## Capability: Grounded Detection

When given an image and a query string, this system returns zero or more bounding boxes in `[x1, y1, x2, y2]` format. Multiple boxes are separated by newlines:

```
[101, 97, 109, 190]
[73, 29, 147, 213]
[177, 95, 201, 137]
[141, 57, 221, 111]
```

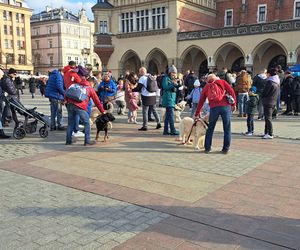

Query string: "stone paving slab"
[0, 169, 169, 250]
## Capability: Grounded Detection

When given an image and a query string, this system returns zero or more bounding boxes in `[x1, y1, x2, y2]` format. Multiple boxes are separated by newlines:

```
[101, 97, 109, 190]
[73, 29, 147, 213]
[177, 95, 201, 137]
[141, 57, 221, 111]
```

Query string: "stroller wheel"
[13, 127, 26, 140]
[39, 127, 48, 138]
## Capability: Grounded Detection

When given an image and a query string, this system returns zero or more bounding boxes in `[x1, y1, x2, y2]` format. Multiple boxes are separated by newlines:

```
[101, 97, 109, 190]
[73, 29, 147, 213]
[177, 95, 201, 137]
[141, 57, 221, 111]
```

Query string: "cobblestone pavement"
[0, 170, 168, 250]
[0, 93, 300, 249]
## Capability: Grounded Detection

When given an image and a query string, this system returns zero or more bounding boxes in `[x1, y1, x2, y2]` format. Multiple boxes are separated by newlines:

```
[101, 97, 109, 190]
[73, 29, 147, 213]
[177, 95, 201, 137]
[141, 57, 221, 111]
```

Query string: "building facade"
[31, 7, 101, 75]
[0, 0, 33, 74]
[93, 0, 300, 77]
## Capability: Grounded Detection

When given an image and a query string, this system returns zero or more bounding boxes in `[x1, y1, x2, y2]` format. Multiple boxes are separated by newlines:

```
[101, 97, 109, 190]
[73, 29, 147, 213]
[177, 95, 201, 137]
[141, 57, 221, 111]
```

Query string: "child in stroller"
[3, 94, 49, 139]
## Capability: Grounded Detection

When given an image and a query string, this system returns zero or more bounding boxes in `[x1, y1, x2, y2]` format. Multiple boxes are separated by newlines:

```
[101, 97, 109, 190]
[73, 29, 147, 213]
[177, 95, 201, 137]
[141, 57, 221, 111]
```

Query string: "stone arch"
[120, 50, 142, 74]
[180, 45, 208, 77]
[214, 42, 245, 72]
[145, 48, 168, 75]
[252, 39, 288, 73]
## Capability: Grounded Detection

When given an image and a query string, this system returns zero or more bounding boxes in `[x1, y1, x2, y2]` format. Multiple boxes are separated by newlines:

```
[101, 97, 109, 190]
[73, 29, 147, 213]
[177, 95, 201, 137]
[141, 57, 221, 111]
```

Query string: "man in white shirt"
[138, 67, 161, 131]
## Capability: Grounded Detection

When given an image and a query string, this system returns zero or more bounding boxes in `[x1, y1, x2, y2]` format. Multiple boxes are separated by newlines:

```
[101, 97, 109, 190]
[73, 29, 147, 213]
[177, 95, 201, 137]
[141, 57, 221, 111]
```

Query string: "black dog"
[95, 113, 115, 142]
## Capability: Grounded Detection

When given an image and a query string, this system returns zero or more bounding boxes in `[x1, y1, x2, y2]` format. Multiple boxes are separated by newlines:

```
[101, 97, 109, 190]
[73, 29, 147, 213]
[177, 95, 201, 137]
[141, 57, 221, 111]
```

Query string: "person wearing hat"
[261, 68, 280, 139]
[186, 79, 202, 117]
[0, 68, 19, 128]
[65, 66, 105, 146]
[161, 65, 180, 135]
[244, 86, 259, 136]
[0, 69, 10, 139]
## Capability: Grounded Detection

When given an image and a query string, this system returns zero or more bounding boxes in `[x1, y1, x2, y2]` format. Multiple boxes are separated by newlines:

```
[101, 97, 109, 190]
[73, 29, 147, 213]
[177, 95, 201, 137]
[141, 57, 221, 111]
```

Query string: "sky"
[25, 0, 96, 20]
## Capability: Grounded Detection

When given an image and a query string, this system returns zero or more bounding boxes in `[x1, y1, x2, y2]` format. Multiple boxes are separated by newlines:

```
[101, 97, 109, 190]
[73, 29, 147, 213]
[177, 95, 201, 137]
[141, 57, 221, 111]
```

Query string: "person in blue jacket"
[45, 69, 65, 131]
[97, 72, 116, 109]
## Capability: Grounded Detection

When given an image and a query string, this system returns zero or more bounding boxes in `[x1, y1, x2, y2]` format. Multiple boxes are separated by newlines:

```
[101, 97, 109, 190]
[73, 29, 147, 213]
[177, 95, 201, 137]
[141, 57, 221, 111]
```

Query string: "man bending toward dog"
[194, 74, 236, 154]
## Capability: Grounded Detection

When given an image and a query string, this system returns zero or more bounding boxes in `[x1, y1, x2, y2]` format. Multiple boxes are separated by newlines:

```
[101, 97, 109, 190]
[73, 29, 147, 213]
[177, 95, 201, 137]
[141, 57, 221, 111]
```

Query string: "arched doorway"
[252, 39, 287, 74]
[214, 43, 245, 72]
[120, 50, 142, 74]
[145, 48, 168, 75]
[231, 57, 245, 72]
[180, 46, 208, 77]
[268, 55, 287, 70]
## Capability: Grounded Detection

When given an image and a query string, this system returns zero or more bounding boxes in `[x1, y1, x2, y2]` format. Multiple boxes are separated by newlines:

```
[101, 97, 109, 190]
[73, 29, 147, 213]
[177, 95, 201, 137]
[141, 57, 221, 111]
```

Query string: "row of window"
[3, 25, 25, 36]
[3, 11, 24, 22]
[4, 39, 25, 49]
[115, 7, 167, 34]
[33, 40, 89, 50]
[224, 1, 300, 27]
[4, 53, 26, 65]
[33, 55, 88, 66]
[32, 26, 90, 36]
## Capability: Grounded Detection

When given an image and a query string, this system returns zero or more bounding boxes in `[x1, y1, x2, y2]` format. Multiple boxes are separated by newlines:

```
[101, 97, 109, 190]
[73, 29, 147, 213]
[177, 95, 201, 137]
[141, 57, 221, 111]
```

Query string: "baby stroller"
[4, 95, 49, 140]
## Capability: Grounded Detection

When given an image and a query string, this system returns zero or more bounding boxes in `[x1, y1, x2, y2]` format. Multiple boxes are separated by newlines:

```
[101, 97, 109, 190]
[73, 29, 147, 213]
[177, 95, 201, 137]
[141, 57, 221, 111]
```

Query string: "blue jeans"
[142, 105, 160, 128]
[164, 107, 176, 133]
[205, 105, 231, 151]
[247, 114, 254, 133]
[66, 104, 90, 144]
[0, 120, 2, 130]
[49, 98, 63, 129]
[238, 93, 249, 115]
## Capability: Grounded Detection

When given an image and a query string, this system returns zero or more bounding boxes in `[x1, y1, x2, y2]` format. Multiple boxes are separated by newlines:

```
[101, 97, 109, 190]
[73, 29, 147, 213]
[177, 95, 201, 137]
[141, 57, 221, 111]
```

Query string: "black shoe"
[65, 141, 72, 145]
[50, 126, 56, 131]
[84, 141, 96, 146]
[156, 123, 161, 129]
[148, 118, 155, 122]
[138, 127, 148, 131]
[221, 149, 229, 154]
[163, 131, 170, 135]
[204, 149, 211, 154]
[57, 126, 66, 131]
[294, 113, 299, 116]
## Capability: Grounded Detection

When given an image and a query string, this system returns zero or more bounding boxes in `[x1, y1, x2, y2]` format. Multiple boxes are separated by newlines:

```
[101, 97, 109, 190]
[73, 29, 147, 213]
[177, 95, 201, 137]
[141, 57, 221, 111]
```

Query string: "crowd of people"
[0, 62, 299, 153]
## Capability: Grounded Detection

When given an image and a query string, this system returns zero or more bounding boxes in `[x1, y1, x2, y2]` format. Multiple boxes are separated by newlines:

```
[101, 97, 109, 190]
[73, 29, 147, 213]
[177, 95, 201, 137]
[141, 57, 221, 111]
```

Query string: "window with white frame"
[83, 58, 88, 66]
[17, 40, 25, 49]
[74, 41, 79, 49]
[4, 39, 13, 49]
[136, 9, 149, 31]
[48, 40, 53, 48]
[47, 26, 53, 34]
[4, 25, 12, 35]
[294, 0, 300, 18]
[67, 56, 72, 63]
[49, 55, 54, 66]
[224, 9, 233, 27]
[152, 7, 166, 30]
[18, 54, 26, 64]
[99, 21, 108, 33]
[74, 56, 79, 65]
[121, 12, 134, 33]
[257, 4, 267, 23]
[33, 28, 40, 36]
[3, 11, 12, 21]
[35, 40, 39, 49]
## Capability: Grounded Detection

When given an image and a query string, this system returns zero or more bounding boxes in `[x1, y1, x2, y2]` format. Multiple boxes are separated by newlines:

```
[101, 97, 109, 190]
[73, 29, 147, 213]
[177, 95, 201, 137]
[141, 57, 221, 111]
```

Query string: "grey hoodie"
[261, 75, 280, 107]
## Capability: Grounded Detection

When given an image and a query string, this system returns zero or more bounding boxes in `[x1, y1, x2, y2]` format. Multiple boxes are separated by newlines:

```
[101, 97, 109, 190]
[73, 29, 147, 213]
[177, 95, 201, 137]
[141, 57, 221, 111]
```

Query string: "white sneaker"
[262, 134, 273, 139]
[78, 125, 84, 129]
[244, 132, 253, 136]
[72, 131, 85, 137]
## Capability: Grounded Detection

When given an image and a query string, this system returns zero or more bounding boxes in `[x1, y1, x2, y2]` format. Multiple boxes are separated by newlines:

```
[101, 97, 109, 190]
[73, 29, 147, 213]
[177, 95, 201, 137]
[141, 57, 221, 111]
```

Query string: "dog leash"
[184, 118, 208, 144]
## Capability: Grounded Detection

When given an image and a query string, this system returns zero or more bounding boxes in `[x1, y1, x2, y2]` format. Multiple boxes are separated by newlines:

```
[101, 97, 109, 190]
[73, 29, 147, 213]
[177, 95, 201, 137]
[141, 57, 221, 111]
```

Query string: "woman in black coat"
[29, 76, 36, 98]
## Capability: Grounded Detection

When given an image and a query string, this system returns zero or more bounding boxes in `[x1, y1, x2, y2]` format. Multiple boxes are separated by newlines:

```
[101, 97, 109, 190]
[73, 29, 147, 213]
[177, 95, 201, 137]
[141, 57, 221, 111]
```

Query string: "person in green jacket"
[162, 65, 180, 135]
[244, 86, 259, 136]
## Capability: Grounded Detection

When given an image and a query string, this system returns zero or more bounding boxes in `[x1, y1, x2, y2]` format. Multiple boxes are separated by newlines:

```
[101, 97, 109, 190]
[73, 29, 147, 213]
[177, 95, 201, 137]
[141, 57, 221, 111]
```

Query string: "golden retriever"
[179, 117, 208, 150]
[161, 100, 187, 123]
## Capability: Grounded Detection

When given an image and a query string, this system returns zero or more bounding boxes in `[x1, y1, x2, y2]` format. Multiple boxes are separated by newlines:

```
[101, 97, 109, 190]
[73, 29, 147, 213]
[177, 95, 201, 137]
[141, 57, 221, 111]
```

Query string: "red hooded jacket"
[66, 79, 105, 113]
[63, 65, 81, 89]
[195, 79, 236, 117]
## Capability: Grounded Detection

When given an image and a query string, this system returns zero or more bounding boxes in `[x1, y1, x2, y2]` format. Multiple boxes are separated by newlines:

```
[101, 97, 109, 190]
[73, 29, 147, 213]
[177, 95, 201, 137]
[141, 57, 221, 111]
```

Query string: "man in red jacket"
[65, 66, 105, 146]
[194, 74, 236, 154]
[63, 61, 84, 137]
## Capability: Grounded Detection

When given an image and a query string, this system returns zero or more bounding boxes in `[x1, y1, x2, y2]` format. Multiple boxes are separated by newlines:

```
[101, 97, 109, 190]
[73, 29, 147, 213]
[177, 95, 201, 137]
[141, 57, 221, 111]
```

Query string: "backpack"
[65, 83, 89, 102]
[146, 75, 158, 93]
[207, 81, 225, 102]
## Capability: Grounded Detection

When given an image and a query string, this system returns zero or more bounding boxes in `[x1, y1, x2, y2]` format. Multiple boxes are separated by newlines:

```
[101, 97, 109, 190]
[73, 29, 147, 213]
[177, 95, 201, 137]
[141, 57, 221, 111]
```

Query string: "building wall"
[0, 1, 33, 73]
[31, 9, 101, 75]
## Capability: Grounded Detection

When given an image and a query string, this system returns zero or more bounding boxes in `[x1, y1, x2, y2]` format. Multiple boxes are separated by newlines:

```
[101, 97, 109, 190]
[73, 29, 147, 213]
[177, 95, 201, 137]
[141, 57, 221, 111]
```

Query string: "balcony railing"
[177, 19, 300, 41]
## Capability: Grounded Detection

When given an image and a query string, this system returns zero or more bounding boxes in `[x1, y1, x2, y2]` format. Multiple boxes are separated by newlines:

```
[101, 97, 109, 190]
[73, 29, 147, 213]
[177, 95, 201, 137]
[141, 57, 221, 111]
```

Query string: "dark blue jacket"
[45, 70, 65, 101]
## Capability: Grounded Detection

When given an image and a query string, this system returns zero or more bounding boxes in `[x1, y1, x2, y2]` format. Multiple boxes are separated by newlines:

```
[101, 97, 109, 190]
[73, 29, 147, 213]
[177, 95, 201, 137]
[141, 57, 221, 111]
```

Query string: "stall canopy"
[288, 64, 300, 72]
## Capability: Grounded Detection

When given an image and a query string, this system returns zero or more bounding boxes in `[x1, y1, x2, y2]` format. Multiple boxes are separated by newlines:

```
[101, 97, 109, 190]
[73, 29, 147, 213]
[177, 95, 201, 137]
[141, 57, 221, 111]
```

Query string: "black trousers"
[264, 105, 275, 136]
[292, 96, 300, 113]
